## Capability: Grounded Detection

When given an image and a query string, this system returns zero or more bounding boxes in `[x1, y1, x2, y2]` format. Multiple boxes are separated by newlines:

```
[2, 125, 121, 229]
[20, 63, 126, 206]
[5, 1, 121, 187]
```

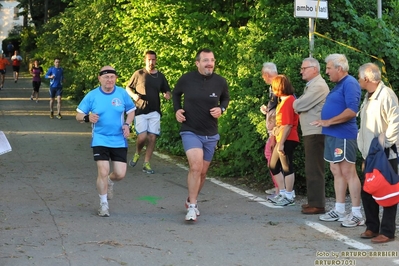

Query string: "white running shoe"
[273, 195, 295, 206]
[341, 213, 365, 227]
[98, 202, 109, 217]
[319, 209, 346, 222]
[185, 198, 200, 216]
[267, 193, 282, 203]
[185, 206, 198, 221]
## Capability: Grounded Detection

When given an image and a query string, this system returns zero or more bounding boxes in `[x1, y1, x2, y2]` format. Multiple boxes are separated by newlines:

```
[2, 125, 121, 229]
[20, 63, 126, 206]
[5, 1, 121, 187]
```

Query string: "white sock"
[335, 203, 345, 214]
[285, 191, 293, 200]
[279, 189, 286, 196]
[99, 194, 107, 204]
[189, 204, 196, 209]
[352, 206, 362, 217]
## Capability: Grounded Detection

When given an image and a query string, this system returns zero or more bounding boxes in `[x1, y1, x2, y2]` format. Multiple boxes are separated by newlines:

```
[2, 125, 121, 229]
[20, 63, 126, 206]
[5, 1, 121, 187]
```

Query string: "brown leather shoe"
[360, 230, 378, 239]
[301, 204, 310, 209]
[301, 206, 325, 214]
[371, 234, 395, 244]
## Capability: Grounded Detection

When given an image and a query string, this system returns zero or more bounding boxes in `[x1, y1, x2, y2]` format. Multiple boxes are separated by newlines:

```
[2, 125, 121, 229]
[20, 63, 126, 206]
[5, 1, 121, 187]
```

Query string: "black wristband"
[123, 123, 130, 127]
[84, 115, 89, 123]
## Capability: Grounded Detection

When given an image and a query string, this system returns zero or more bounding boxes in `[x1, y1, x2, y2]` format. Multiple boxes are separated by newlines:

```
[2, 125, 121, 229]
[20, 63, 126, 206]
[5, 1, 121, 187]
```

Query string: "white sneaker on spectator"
[319, 209, 346, 222]
[267, 193, 282, 203]
[273, 195, 295, 206]
[341, 213, 365, 227]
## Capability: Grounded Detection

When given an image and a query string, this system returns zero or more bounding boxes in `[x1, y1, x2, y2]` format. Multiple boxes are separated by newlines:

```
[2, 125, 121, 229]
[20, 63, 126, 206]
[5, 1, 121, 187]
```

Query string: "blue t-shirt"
[45, 66, 64, 88]
[77, 86, 136, 148]
[321, 75, 360, 139]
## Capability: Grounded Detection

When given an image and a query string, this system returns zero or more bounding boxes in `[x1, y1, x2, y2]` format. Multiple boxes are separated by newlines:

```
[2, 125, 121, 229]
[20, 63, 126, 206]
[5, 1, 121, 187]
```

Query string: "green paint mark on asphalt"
[136, 196, 162, 205]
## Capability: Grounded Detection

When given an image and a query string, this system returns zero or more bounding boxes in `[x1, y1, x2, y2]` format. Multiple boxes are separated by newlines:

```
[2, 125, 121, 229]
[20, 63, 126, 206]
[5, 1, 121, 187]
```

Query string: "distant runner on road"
[11, 50, 23, 83]
[45, 58, 65, 119]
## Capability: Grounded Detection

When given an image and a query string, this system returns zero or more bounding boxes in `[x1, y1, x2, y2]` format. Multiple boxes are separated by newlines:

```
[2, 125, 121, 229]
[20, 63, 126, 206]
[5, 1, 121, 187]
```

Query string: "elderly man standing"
[293, 57, 329, 214]
[260, 62, 280, 201]
[312, 54, 363, 227]
[357, 63, 399, 243]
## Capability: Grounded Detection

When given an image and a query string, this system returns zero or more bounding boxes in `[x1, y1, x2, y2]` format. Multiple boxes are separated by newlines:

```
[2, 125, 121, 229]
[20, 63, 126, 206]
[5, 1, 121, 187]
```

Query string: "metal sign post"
[309, 18, 315, 57]
[294, 0, 329, 57]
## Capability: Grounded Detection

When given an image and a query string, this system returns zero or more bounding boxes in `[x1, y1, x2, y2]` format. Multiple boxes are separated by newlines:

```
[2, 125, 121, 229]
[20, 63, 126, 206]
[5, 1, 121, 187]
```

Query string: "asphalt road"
[0, 67, 398, 266]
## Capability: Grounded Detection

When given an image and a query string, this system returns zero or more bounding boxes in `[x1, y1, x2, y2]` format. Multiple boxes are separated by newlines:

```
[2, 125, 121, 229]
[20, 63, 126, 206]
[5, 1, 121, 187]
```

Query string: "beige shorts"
[134, 111, 161, 135]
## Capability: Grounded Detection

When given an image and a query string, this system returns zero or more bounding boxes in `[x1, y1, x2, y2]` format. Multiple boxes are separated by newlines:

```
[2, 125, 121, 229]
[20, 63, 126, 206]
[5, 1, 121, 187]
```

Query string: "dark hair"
[145, 50, 157, 58]
[271, 75, 295, 96]
[195, 48, 213, 61]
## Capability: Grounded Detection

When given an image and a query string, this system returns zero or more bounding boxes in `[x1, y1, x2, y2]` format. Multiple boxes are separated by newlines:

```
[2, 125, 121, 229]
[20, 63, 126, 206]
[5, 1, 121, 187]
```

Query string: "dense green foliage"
[12, 0, 399, 195]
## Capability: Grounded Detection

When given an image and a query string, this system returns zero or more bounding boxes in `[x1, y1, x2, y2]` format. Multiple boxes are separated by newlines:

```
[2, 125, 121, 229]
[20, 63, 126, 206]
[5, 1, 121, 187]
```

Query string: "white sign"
[294, 0, 328, 19]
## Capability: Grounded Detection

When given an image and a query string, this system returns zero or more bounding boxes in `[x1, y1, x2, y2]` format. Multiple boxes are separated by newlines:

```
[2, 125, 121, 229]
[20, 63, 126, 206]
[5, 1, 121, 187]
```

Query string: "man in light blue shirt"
[76, 66, 136, 217]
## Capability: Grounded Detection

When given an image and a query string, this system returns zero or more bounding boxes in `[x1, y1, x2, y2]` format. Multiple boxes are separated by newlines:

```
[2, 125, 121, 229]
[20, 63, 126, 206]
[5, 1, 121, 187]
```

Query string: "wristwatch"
[220, 106, 226, 114]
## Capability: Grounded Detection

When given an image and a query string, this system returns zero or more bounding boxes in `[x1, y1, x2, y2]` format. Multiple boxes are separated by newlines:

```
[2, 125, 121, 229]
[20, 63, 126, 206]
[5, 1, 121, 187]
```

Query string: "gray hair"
[262, 62, 278, 74]
[325, 54, 349, 72]
[358, 63, 381, 83]
[302, 57, 320, 72]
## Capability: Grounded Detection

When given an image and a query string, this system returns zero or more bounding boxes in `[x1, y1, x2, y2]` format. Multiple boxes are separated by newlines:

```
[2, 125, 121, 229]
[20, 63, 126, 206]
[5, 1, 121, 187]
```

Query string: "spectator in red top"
[268, 75, 299, 206]
[11, 50, 23, 83]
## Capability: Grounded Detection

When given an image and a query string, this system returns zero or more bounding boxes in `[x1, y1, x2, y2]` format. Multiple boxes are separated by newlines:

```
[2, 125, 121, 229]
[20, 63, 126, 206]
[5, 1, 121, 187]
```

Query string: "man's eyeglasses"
[300, 66, 315, 71]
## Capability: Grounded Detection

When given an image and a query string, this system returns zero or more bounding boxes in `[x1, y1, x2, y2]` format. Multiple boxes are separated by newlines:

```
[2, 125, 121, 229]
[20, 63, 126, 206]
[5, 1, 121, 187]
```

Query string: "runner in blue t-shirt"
[45, 58, 65, 119]
[76, 66, 136, 217]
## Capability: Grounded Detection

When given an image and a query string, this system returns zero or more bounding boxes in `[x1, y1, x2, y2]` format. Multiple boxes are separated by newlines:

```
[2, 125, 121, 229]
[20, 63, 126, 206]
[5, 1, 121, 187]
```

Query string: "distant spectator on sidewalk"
[125, 50, 171, 174]
[0, 53, 11, 90]
[30, 60, 44, 103]
[293, 57, 329, 215]
[11, 50, 22, 83]
[45, 58, 64, 119]
[76, 66, 136, 217]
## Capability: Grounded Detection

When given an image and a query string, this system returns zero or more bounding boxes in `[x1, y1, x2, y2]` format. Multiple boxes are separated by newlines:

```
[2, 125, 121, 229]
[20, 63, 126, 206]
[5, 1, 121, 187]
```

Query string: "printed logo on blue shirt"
[112, 98, 123, 107]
